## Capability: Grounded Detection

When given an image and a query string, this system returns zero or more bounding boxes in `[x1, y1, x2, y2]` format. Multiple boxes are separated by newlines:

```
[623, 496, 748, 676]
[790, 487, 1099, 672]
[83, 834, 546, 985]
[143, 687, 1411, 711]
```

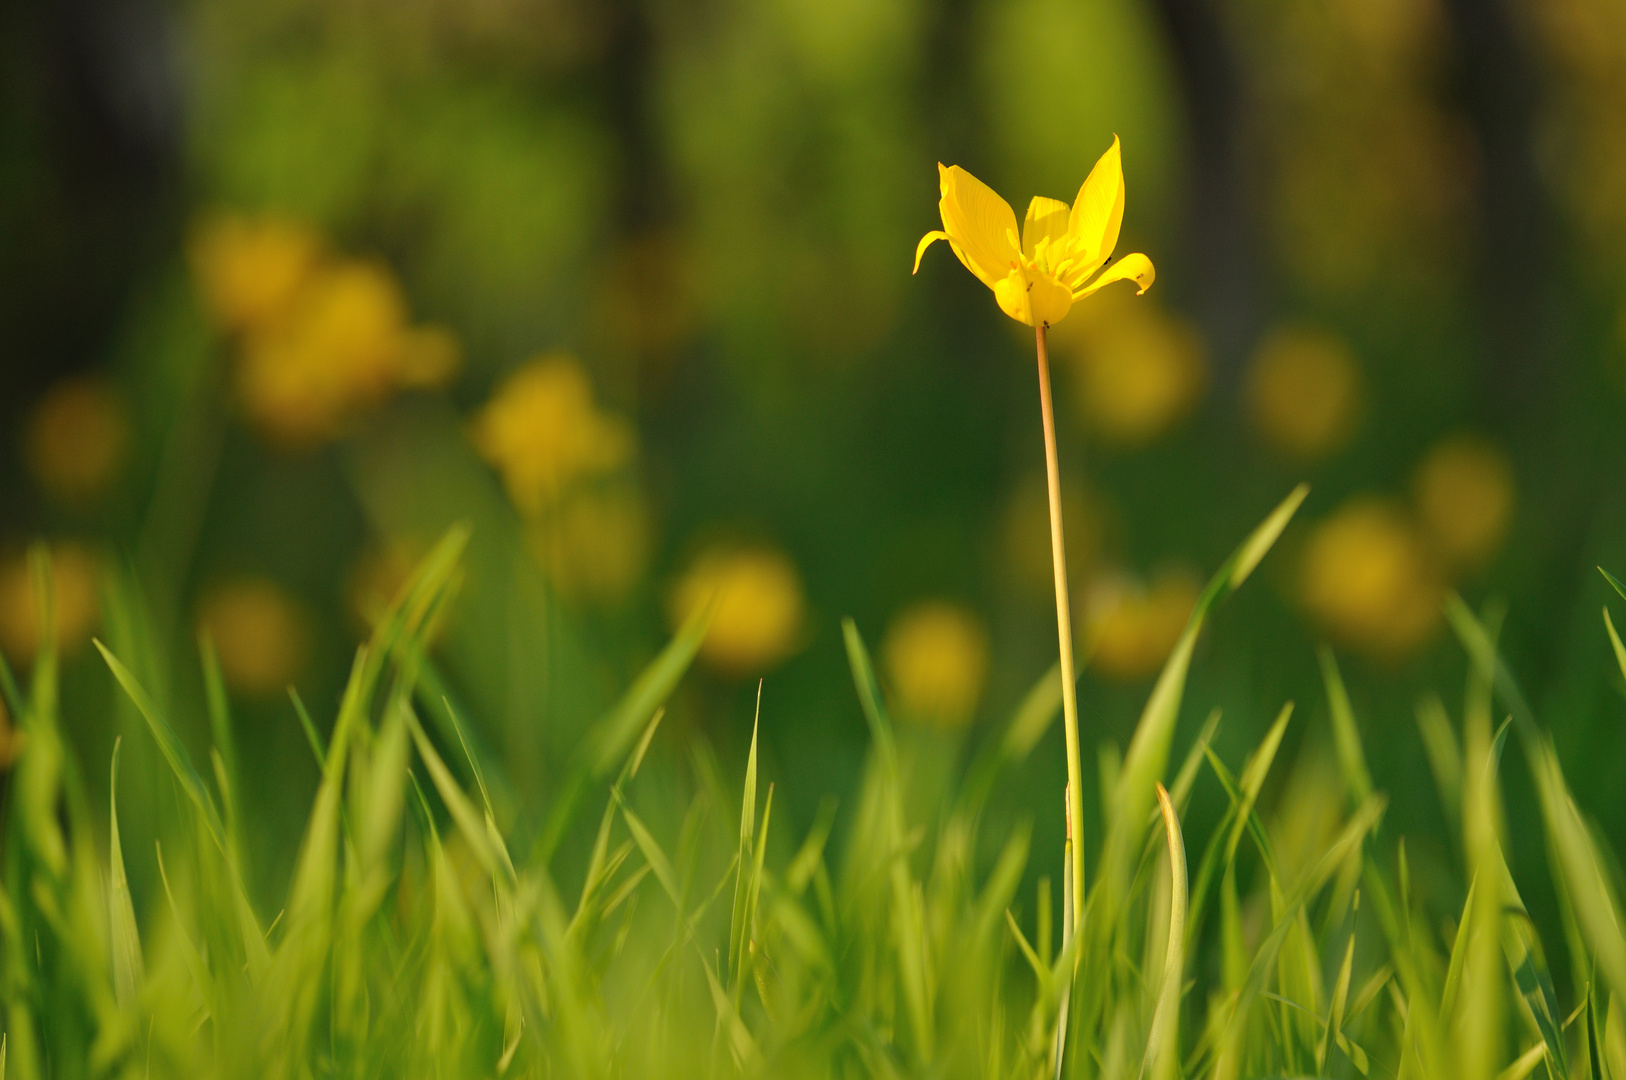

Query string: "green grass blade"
[729, 686, 761, 984]
[1600, 567, 1626, 603]
[95, 639, 226, 852]
[1320, 646, 1375, 809]
[107, 739, 143, 1010]
[1144, 784, 1188, 1080]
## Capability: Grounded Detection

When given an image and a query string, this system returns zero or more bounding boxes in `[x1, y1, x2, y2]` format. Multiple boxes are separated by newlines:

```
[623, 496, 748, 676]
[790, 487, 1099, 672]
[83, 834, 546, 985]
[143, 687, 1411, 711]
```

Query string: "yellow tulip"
[1070, 302, 1206, 446]
[882, 600, 990, 730]
[1413, 434, 1515, 573]
[1080, 568, 1199, 682]
[913, 137, 1155, 327]
[24, 375, 130, 505]
[472, 354, 634, 517]
[1245, 325, 1363, 458]
[1299, 497, 1441, 660]
[0, 543, 101, 666]
[669, 545, 806, 678]
[534, 484, 652, 607]
[196, 578, 311, 697]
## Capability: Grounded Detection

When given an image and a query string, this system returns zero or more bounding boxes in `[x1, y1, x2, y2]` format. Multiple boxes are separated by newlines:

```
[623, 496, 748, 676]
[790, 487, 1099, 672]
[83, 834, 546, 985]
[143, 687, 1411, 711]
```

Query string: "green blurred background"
[3, 0, 1625, 919]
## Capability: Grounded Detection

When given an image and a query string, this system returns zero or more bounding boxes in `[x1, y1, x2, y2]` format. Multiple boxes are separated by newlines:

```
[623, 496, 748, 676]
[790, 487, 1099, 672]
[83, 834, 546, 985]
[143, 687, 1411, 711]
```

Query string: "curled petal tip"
[914, 230, 949, 274]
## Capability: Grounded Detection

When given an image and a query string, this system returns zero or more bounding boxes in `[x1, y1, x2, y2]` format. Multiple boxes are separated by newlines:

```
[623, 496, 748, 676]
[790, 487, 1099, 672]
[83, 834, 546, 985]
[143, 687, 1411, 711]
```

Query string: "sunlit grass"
[2, 506, 1625, 1079]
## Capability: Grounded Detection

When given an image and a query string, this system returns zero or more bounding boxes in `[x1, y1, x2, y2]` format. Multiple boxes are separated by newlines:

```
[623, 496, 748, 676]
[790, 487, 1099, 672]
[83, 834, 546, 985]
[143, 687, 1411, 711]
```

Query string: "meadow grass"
[3, 498, 1626, 1079]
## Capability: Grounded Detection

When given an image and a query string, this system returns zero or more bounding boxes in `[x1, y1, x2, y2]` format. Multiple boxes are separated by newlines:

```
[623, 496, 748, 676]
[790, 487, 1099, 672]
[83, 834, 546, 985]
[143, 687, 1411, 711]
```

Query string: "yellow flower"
[196, 213, 462, 448]
[1245, 326, 1363, 457]
[1299, 497, 1441, 659]
[534, 485, 652, 607]
[881, 600, 990, 730]
[1081, 567, 1199, 682]
[0, 696, 22, 771]
[237, 259, 413, 446]
[669, 545, 806, 678]
[0, 543, 101, 666]
[1069, 302, 1205, 445]
[913, 137, 1155, 327]
[24, 375, 130, 505]
[1413, 434, 1514, 573]
[472, 354, 635, 516]
[196, 578, 311, 697]
[190, 212, 324, 332]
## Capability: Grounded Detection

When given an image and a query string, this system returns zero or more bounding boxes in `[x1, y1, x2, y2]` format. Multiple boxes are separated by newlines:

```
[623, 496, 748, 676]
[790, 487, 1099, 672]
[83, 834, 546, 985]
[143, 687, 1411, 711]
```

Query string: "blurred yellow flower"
[24, 375, 130, 505]
[1245, 326, 1363, 457]
[0, 543, 101, 666]
[1413, 434, 1515, 573]
[1001, 476, 1106, 600]
[472, 354, 634, 516]
[0, 697, 22, 771]
[238, 260, 424, 446]
[196, 578, 311, 697]
[190, 212, 324, 332]
[1300, 497, 1441, 659]
[670, 545, 806, 677]
[1081, 568, 1199, 682]
[1070, 303, 1206, 445]
[534, 485, 652, 607]
[881, 600, 990, 729]
[192, 212, 461, 448]
[345, 540, 423, 633]
[913, 137, 1155, 327]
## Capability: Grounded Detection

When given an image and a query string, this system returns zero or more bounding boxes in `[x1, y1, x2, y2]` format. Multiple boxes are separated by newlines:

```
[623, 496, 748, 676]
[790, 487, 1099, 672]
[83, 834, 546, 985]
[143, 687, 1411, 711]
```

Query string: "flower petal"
[994, 267, 1074, 327]
[1022, 196, 1071, 260]
[1068, 136, 1126, 266]
[938, 164, 1020, 289]
[913, 230, 951, 274]
[1074, 253, 1155, 299]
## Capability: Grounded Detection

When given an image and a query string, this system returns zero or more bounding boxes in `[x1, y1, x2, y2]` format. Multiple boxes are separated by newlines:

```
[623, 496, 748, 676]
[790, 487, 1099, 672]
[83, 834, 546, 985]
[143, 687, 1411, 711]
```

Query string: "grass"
[2, 499, 1626, 1079]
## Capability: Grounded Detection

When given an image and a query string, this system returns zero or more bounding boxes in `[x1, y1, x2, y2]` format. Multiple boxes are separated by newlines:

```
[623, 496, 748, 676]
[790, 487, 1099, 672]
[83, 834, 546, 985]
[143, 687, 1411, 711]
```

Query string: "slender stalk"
[1035, 324, 1086, 937]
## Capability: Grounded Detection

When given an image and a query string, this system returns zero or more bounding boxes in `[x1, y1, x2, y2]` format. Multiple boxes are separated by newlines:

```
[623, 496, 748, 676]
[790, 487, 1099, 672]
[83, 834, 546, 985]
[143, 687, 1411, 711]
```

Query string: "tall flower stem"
[1035, 324, 1086, 937]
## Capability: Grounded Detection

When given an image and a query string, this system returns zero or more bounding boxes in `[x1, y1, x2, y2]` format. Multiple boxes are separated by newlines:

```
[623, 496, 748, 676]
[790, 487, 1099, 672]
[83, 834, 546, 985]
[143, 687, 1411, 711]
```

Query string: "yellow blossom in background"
[1001, 476, 1106, 601]
[237, 259, 457, 446]
[1245, 325, 1364, 457]
[913, 137, 1155, 327]
[1068, 303, 1206, 445]
[1413, 434, 1515, 573]
[473, 354, 634, 516]
[1300, 497, 1441, 659]
[24, 375, 130, 505]
[1080, 567, 1199, 682]
[190, 212, 324, 332]
[0, 543, 101, 666]
[534, 485, 652, 608]
[196, 578, 311, 697]
[345, 540, 423, 633]
[192, 212, 461, 448]
[0, 697, 22, 771]
[669, 545, 805, 677]
[881, 600, 990, 730]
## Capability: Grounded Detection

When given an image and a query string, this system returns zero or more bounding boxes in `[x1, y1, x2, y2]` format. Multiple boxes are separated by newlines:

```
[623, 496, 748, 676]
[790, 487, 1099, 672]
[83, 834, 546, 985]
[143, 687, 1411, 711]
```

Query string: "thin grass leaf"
[288, 686, 326, 768]
[537, 603, 711, 861]
[729, 684, 762, 984]
[1143, 784, 1188, 1080]
[1320, 646, 1374, 809]
[95, 640, 226, 852]
[1416, 694, 1462, 827]
[1604, 608, 1626, 685]
[621, 805, 681, 907]
[107, 739, 143, 1010]
[1601, 567, 1626, 604]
